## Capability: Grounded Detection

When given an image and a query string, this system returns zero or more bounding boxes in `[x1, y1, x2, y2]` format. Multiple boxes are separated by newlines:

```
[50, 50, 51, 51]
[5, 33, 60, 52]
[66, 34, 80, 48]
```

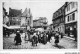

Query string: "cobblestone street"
[3, 33, 77, 49]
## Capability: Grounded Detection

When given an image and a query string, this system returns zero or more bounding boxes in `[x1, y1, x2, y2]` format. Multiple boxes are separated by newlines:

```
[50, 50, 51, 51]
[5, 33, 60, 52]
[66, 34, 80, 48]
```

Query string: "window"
[72, 3, 73, 9]
[68, 4, 70, 11]
[58, 28, 59, 31]
[60, 27, 61, 31]
[72, 13, 75, 20]
[67, 4, 70, 12]
[63, 17, 64, 21]
[67, 6, 68, 11]
[68, 16, 69, 22]
[61, 18, 62, 22]
[28, 20, 29, 25]
[60, 10, 61, 14]
[60, 18, 61, 23]
[70, 15, 72, 21]
[56, 12, 58, 17]
[73, 2, 75, 8]
[71, 2, 75, 9]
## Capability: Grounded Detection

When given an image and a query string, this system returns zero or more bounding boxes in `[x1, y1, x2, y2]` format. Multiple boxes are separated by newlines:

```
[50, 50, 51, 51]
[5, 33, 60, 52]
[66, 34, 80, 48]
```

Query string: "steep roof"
[9, 8, 22, 17]
[21, 8, 28, 17]
[21, 8, 32, 18]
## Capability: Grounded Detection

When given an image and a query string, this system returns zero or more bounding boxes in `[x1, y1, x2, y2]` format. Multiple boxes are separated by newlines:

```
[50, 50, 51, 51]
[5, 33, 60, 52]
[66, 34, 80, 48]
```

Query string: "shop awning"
[3, 25, 21, 29]
[8, 26, 20, 29]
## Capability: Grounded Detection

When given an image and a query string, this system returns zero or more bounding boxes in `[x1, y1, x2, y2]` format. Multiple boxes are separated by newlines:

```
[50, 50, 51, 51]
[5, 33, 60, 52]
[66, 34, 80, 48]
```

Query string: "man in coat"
[47, 31, 52, 42]
[43, 33, 47, 44]
[31, 32, 38, 46]
[14, 31, 22, 45]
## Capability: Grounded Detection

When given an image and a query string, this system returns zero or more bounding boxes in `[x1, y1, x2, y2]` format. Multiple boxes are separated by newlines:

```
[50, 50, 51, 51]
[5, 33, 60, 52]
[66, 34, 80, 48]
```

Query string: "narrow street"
[3, 33, 77, 49]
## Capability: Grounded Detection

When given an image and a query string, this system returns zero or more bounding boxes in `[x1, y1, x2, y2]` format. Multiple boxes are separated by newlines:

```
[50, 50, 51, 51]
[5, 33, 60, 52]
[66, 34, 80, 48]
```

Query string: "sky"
[4, 1, 65, 25]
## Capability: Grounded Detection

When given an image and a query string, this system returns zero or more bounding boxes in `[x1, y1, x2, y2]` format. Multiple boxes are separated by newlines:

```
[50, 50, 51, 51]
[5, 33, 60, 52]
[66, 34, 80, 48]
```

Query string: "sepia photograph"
[3, 1, 78, 49]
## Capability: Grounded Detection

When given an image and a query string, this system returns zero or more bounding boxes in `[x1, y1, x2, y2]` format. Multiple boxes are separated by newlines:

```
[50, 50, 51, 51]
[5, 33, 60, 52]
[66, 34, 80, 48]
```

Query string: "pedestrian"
[31, 32, 38, 46]
[37, 31, 41, 43]
[60, 32, 64, 38]
[38, 33, 41, 43]
[14, 31, 22, 45]
[50, 35, 55, 45]
[27, 30, 31, 41]
[53, 31, 56, 37]
[40, 32, 44, 43]
[25, 32, 28, 43]
[6, 29, 10, 37]
[67, 28, 70, 37]
[43, 33, 47, 44]
[48, 31, 52, 42]
[73, 28, 77, 41]
[29, 30, 34, 42]
[54, 31, 59, 46]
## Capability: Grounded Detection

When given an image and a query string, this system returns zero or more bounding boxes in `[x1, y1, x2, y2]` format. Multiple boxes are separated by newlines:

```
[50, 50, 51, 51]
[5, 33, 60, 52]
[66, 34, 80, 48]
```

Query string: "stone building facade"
[9, 8, 22, 26]
[20, 8, 33, 30]
[33, 17, 48, 29]
[65, 2, 78, 38]
[52, 3, 67, 34]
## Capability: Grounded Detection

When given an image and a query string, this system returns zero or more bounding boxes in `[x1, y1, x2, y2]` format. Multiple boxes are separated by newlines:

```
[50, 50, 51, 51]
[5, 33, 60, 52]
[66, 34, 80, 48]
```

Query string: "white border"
[0, 0, 80, 53]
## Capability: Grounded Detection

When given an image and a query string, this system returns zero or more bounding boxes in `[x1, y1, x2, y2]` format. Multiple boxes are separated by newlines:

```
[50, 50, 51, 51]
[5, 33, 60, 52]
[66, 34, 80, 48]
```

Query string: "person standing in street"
[43, 32, 47, 44]
[50, 34, 55, 45]
[14, 31, 22, 45]
[60, 32, 63, 38]
[54, 31, 59, 46]
[67, 27, 70, 37]
[25, 32, 28, 43]
[48, 30, 52, 42]
[59, 32, 64, 39]
[73, 28, 77, 41]
[31, 32, 38, 46]
[38, 31, 41, 43]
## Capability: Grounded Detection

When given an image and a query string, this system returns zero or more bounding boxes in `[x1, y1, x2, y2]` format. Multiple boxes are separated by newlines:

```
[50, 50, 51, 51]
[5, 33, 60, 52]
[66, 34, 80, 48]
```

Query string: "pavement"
[3, 33, 77, 49]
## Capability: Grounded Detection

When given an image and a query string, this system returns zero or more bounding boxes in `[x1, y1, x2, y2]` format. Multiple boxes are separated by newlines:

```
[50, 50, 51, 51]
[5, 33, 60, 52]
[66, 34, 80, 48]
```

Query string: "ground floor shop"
[53, 23, 65, 34]
[65, 22, 77, 40]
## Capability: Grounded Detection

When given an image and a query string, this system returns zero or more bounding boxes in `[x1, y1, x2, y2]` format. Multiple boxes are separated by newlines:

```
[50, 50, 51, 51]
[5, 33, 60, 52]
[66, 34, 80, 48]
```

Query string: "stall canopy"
[3, 24, 21, 29]
[3, 24, 8, 28]
[8, 26, 20, 29]
[35, 28, 44, 32]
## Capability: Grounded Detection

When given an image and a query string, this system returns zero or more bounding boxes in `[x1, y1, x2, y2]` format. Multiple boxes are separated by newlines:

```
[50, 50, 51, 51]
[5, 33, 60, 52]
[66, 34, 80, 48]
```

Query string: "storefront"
[58, 23, 65, 34]
[53, 24, 59, 32]
[65, 22, 77, 38]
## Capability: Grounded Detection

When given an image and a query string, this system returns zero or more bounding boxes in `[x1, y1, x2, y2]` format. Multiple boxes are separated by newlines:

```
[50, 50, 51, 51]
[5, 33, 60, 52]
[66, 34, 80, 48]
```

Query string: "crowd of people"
[14, 29, 64, 47]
